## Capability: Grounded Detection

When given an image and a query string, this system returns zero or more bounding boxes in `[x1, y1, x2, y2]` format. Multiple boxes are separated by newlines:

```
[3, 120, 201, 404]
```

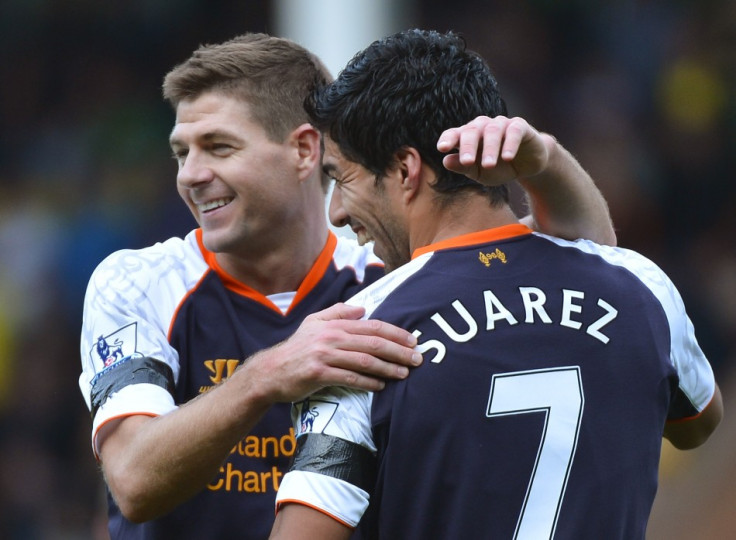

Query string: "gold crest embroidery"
[479, 248, 507, 267]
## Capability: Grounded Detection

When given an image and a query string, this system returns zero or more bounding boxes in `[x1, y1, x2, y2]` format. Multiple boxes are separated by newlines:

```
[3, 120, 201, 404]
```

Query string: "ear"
[290, 123, 321, 182]
[394, 147, 424, 204]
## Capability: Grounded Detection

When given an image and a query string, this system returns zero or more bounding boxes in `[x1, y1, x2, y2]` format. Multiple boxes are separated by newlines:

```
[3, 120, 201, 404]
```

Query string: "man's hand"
[437, 115, 552, 185]
[438, 114, 617, 246]
[241, 303, 422, 404]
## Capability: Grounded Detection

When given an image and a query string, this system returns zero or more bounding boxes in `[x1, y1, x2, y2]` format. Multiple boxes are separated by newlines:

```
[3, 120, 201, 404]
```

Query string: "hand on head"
[438, 115, 553, 185]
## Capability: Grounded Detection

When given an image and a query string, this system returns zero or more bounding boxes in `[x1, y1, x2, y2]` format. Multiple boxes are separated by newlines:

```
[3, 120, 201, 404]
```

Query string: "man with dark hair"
[79, 32, 617, 539]
[270, 29, 722, 540]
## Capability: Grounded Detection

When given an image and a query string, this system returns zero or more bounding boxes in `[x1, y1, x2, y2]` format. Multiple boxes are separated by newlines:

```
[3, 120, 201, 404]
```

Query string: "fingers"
[438, 116, 549, 183]
[320, 317, 422, 374]
[266, 304, 424, 400]
[496, 118, 526, 162]
[308, 304, 420, 365]
[437, 116, 513, 180]
[309, 302, 366, 322]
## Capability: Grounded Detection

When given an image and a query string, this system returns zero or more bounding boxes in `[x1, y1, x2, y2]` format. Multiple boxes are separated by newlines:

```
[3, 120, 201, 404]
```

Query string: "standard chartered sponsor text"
[207, 428, 296, 493]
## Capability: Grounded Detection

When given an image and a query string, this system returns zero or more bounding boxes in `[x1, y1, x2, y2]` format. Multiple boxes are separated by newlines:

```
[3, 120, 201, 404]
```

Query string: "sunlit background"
[0, 1, 734, 538]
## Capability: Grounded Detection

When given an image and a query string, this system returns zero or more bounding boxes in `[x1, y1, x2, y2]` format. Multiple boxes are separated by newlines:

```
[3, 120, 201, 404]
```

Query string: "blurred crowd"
[0, 1, 733, 538]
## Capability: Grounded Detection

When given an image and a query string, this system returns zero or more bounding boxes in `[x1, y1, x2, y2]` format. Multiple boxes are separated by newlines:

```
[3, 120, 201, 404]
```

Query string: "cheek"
[378, 213, 408, 255]
[344, 183, 376, 212]
[176, 186, 199, 219]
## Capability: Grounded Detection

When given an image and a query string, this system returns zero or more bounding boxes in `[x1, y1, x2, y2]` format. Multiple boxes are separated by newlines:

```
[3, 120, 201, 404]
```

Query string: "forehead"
[169, 91, 261, 144]
[323, 137, 346, 166]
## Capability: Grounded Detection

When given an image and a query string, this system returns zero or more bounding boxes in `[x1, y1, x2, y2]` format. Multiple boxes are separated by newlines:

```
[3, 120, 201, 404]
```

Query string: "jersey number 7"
[486, 366, 584, 540]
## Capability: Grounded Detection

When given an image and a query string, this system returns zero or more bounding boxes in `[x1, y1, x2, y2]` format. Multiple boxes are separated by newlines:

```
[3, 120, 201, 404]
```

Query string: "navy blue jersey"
[276, 224, 715, 540]
[80, 229, 384, 540]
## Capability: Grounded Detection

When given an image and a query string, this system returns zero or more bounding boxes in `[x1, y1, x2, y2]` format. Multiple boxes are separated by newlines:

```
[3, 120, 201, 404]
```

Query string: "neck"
[409, 196, 518, 256]
[216, 225, 329, 295]
[216, 186, 330, 295]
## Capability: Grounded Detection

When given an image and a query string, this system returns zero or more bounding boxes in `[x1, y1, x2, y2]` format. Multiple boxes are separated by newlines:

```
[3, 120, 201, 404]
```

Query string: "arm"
[270, 386, 375, 539]
[98, 303, 421, 522]
[270, 504, 352, 540]
[437, 115, 617, 246]
[664, 383, 723, 450]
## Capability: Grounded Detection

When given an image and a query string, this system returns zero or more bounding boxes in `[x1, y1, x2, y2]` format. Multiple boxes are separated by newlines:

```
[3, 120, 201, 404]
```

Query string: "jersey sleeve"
[652, 268, 716, 421]
[78, 246, 188, 457]
[275, 387, 375, 528]
[543, 236, 716, 420]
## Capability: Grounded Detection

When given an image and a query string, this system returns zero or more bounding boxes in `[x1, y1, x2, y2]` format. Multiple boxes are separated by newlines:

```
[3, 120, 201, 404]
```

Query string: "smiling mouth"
[355, 228, 375, 247]
[197, 197, 233, 213]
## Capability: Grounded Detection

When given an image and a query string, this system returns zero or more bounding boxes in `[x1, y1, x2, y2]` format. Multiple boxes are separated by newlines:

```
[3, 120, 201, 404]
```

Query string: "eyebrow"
[169, 130, 237, 148]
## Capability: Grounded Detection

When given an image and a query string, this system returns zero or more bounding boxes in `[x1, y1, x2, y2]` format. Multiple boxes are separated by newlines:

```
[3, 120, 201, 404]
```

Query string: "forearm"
[98, 303, 419, 522]
[100, 363, 272, 522]
[271, 504, 352, 540]
[519, 134, 617, 246]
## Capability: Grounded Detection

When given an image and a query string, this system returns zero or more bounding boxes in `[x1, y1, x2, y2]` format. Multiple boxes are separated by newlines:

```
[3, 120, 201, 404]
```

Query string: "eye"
[171, 149, 188, 166]
[210, 143, 233, 155]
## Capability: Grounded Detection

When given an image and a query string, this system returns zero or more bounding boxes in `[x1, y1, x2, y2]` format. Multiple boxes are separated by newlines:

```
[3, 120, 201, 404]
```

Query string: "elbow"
[104, 464, 163, 523]
[664, 429, 715, 451]
[117, 498, 156, 525]
[664, 387, 724, 450]
[588, 218, 617, 247]
[601, 227, 617, 248]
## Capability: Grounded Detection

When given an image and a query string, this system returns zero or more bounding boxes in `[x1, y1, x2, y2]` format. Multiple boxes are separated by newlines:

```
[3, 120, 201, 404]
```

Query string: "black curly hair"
[306, 28, 509, 205]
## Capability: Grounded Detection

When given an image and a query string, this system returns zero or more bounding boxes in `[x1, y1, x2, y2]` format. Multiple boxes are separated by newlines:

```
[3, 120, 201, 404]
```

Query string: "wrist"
[208, 355, 275, 425]
[518, 134, 565, 189]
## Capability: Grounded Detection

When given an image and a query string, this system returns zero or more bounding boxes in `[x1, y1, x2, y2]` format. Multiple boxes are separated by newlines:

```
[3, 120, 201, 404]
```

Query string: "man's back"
[282, 225, 714, 540]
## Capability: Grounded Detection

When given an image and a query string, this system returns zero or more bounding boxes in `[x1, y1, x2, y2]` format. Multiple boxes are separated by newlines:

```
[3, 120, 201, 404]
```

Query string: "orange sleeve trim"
[412, 223, 532, 259]
[665, 391, 716, 425]
[275, 499, 355, 529]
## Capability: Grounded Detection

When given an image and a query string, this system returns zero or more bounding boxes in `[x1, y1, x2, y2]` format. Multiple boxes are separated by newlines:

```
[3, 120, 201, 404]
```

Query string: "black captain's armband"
[291, 433, 377, 492]
[90, 355, 174, 418]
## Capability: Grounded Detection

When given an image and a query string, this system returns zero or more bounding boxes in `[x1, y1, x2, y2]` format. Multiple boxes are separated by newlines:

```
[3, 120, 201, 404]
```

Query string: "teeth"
[198, 198, 232, 213]
[356, 230, 374, 246]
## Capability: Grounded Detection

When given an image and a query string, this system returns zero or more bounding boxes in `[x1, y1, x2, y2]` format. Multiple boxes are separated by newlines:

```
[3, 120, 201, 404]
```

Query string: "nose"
[328, 183, 349, 228]
[177, 149, 214, 189]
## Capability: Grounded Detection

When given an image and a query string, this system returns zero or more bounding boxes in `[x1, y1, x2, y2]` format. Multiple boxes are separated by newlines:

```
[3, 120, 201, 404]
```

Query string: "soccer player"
[270, 29, 723, 540]
[79, 33, 616, 539]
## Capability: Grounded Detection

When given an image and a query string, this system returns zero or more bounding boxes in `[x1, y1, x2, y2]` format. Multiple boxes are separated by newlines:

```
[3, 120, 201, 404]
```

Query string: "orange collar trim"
[195, 229, 338, 315]
[412, 224, 532, 259]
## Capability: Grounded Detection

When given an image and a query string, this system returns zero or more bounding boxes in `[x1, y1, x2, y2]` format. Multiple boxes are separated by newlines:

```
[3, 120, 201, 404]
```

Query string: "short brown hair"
[162, 33, 332, 142]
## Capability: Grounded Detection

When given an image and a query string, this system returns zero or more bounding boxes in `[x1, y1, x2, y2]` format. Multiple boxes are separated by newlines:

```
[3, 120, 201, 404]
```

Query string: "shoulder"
[346, 253, 433, 318]
[534, 234, 673, 290]
[534, 233, 692, 331]
[91, 231, 204, 280]
[533, 232, 656, 268]
[87, 230, 206, 299]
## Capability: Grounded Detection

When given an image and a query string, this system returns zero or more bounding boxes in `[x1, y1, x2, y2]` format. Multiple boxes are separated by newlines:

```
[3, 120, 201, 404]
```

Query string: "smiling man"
[79, 32, 619, 540]
[270, 29, 722, 540]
